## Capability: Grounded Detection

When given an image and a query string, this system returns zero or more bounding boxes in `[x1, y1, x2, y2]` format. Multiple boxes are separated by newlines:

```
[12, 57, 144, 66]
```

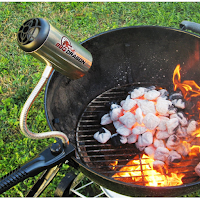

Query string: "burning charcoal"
[156, 97, 172, 116]
[144, 145, 156, 158]
[120, 136, 128, 144]
[166, 150, 182, 165]
[113, 120, 123, 129]
[195, 162, 200, 177]
[143, 113, 160, 130]
[135, 107, 143, 124]
[116, 125, 132, 137]
[135, 135, 146, 151]
[187, 120, 197, 135]
[159, 89, 169, 99]
[166, 134, 180, 150]
[176, 126, 187, 138]
[172, 99, 185, 109]
[141, 132, 153, 146]
[154, 147, 170, 162]
[156, 130, 170, 140]
[176, 142, 191, 157]
[109, 104, 123, 121]
[153, 138, 165, 148]
[132, 126, 146, 135]
[122, 98, 137, 111]
[147, 86, 156, 91]
[119, 112, 136, 129]
[157, 116, 169, 131]
[170, 112, 187, 127]
[110, 103, 121, 110]
[169, 92, 183, 101]
[166, 118, 179, 134]
[177, 112, 188, 126]
[131, 87, 145, 99]
[168, 104, 177, 115]
[111, 133, 127, 146]
[127, 133, 138, 144]
[94, 127, 111, 144]
[120, 100, 125, 107]
[144, 90, 160, 100]
[137, 100, 156, 115]
[100, 113, 112, 125]
[153, 160, 165, 173]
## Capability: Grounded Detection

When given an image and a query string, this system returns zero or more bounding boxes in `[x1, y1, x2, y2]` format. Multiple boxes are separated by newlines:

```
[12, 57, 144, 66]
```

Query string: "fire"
[110, 64, 200, 187]
[112, 154, 184, 187]
[173, 64, 200, 100]
[110, 159, 118, 170]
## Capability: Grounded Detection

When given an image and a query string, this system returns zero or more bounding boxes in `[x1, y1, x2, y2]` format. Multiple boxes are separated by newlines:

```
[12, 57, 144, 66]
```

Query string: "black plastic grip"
[0, 142, 75, 195]
[180, 21, 200, 35]
[0, 168, 29, 194]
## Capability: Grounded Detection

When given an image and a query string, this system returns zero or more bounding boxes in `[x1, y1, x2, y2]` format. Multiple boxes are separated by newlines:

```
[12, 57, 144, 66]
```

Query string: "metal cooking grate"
[76, 83, 200, 186]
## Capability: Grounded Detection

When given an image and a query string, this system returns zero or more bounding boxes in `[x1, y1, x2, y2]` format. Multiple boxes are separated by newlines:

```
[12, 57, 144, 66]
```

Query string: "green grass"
[1, 2, 200, 197]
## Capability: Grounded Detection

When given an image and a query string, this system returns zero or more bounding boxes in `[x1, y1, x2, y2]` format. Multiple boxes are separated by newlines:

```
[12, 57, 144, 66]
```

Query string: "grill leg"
[54, 172, 77, 197]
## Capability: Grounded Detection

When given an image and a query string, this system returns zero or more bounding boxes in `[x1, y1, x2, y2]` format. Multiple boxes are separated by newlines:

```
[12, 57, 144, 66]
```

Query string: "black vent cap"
[17, 18, 50, 52]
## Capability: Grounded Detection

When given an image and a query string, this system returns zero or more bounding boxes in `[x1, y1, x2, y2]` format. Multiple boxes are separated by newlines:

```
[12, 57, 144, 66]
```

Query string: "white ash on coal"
[187, 120, 198, 135]
[171, 99, 185, 109]
[109, 103, 123, 121]
[100, 113, 112, 125]
[144, 90, 160, 100]
[119, 112, 136, 129]
[154, 147, 170, 162]
[132, 126, 146, 135]
[122, 96, 137, 111]
[166, 118, 179, 135]
[93, 85, 200, 174]
[144, 145, 156, 159]
[127, 133, 138, 144]
[143, 113, 160, 130]
[153, 138, 165, 148]
[111, 133, 127, 146]
[156, 130, 170, 140]
[94, 127, 111, 144]
[166, 150, 182, 165]
[116, 125, 132, 136]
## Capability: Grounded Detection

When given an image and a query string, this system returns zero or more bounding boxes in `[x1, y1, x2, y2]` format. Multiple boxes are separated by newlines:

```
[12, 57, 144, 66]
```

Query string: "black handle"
[0, 168, 29, 194]
[0, 155, 46, 194]
[180, 21, 200, 34]
[0, 141, 75, 194]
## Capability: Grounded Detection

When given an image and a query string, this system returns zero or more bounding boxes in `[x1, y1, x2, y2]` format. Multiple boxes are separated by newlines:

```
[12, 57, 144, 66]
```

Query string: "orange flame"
[173, 64, 200, 100]
[111, 65, 200, 187]
[110, 159, 118, 170]
[112, 155, 184, 187]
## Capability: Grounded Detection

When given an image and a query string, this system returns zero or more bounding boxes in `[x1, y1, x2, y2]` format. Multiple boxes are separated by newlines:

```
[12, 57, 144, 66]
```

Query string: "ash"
[94, 86, 200, 176]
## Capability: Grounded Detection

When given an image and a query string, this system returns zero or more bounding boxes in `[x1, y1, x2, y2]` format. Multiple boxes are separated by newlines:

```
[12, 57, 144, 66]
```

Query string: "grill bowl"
[44, 26, 200, 196]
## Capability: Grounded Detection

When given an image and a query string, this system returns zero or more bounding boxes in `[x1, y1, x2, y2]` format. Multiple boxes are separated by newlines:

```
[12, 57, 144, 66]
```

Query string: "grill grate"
[76, 83, 200, 186]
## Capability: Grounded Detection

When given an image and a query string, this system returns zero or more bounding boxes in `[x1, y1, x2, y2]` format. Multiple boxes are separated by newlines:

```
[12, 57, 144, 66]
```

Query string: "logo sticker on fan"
[55, 36, 85, 65]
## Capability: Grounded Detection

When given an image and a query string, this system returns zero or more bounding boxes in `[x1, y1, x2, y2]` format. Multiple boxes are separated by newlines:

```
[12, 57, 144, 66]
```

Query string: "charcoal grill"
[2, 21, 200, 197]
[44, 23, 200, 197]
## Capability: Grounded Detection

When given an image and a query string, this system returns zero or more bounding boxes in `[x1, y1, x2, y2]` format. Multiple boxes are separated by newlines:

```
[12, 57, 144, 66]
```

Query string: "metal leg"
[26, 164, 62, 197]
[54, 172, 77, 197]
[69, 173, 106, 198]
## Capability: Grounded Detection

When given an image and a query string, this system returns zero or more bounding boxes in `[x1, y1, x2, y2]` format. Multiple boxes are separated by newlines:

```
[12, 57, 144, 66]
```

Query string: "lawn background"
[1, 1, 200, 197]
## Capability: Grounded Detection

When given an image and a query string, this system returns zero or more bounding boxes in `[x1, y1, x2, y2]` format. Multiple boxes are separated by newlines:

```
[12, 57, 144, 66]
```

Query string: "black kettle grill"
[1, 19, 200, 197]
